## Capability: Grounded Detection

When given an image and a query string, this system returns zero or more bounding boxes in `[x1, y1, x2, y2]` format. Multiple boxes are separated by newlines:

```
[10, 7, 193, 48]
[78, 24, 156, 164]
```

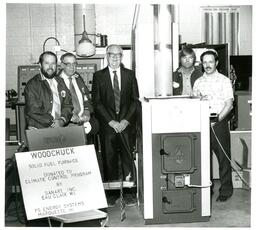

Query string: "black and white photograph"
[2, 0, 255, 228]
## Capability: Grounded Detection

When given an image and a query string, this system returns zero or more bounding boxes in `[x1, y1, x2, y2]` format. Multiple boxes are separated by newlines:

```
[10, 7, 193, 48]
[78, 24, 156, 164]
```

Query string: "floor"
[5, 180, 251, 228]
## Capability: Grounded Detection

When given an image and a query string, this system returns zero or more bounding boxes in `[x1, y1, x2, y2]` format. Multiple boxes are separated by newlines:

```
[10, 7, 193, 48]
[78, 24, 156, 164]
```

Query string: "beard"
[41, 67, 56, 79]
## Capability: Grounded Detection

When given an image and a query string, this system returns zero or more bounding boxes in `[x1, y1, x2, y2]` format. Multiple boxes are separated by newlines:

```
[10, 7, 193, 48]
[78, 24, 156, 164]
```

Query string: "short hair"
[200, 49, 219, 63]
[39, 51, 57, 65]
[60, 52, 76, 63]
[106, 44, 123, 54]
[179, 46, 196, 65]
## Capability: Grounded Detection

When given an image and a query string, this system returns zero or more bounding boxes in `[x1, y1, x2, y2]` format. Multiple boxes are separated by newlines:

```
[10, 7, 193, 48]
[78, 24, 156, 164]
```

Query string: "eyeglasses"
[108, 53, 122, 59]
[62, 62, 77, 68]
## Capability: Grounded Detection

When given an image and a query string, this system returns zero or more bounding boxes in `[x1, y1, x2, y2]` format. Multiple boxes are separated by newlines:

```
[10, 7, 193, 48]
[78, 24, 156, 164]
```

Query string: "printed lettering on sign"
[15, 145, 107, 220]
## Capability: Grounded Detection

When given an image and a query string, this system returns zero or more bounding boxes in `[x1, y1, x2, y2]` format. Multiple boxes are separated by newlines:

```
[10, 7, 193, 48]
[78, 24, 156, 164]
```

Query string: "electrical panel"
[17, 65, 41, 102]
[75, 64, 96, 92]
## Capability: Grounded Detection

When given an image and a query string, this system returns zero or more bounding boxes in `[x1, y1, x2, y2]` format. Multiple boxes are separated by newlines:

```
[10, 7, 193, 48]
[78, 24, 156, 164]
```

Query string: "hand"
[80, 113, 90, 123]
[52, 118, 64, 128]
[108, 120, 120, 133]
[71, 113, 81, 123]
[118, 119, 129, 133]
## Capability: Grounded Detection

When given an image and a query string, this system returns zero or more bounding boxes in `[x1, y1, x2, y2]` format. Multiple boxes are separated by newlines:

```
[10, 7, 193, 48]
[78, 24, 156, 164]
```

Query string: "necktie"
[69, 77, 81, 114]
[113, 70, 120, 114]
[47, 78, 61, 119]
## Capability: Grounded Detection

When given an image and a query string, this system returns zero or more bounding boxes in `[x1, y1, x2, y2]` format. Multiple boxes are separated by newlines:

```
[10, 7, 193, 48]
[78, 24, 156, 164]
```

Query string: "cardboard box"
[232, 169, 251, 189]
[242, 169, 251, 189]
[213, 131, 251, 180]
[231, 131, 251, 169]
[232, 170, 243, 188]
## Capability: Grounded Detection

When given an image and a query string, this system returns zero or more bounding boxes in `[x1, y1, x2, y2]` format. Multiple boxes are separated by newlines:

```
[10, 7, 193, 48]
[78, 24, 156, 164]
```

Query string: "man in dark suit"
[24, 51, 73, 129]
[92, 44, 140, 206]
[59, 52, 99, 138]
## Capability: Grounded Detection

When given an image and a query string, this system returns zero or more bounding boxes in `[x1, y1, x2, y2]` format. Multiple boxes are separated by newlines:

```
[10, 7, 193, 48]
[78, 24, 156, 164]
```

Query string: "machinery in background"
[138, 97, 211, 224]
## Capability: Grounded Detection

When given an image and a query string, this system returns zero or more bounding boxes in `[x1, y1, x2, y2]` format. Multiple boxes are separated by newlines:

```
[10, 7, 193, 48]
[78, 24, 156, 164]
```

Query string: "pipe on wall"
[153, 4, 174, 96]
[73, 4, 96, 52]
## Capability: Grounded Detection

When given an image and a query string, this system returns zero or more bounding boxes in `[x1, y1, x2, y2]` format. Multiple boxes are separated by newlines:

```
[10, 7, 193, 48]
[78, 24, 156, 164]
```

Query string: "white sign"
[15, 145, 107, 220]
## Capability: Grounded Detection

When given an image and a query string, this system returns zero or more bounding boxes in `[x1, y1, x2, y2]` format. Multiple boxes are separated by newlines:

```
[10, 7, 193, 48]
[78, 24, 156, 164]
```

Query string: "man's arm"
[218, 98, 233, 122]
[24, 81, 54, 128]
[59, 85, 73, 125]
[123, 72, 140, 123]
[76, 75, 93, 122]
[91, 72, 113, 124]
[118, 71, 140, 133]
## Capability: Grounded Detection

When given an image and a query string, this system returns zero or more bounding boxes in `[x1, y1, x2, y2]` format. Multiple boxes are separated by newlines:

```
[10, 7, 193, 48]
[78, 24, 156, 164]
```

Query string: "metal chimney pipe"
[153, 4, 174, 96]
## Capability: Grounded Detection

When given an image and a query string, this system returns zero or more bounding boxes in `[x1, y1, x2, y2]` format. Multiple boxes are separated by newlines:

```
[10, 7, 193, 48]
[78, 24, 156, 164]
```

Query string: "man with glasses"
[24, 51, 73, 129]
[59, 52, 99, 136]
[92, 44, 140, 207]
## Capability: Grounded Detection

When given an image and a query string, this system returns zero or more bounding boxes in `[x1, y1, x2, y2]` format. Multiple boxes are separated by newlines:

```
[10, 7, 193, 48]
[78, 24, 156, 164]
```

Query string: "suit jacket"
[173, 67, 203, 95]
[92, 66, 139, 131]
[24, 73, 73, 129]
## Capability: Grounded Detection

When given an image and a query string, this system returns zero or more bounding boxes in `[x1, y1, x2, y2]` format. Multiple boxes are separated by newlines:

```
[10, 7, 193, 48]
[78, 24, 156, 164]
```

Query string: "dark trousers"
[100, 127, 135, 182]
[210, 119, 233, 197]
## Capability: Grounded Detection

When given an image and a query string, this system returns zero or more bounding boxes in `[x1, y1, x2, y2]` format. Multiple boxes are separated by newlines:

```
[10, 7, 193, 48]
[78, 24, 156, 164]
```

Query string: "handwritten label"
[15, 145, 107, 220]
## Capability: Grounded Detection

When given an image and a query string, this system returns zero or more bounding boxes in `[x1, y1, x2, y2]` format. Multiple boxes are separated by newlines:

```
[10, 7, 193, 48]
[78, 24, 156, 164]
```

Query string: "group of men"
[24, 44, 139, 207]
[24, 44, 234, 210]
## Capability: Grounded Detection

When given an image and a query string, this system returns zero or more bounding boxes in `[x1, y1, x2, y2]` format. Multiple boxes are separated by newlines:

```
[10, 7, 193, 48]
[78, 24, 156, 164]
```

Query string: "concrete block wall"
[6, 3, 74, 92]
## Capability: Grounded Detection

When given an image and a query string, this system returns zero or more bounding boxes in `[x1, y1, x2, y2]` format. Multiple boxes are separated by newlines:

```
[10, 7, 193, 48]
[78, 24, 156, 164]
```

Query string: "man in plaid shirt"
[193, 49, 234, 202]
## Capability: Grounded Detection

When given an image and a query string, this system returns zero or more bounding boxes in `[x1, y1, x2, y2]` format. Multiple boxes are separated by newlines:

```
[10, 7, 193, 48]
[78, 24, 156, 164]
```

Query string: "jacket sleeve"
[92, 72, 113, 124]
[172, 71, 182, 95]
[77, 75, 94, 114]
[123, 72, 140, 123]
[24, 81, 53, 128]
[58, 80, 73, 124]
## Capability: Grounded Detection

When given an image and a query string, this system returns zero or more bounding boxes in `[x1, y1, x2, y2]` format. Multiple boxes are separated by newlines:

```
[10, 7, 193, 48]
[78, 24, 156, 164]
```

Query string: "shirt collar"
[178, 66, 195, 75]
[60, 70, 78, 79]
[108, 66, 120, 74]
[203, 69, 219, 78]
[40, 71, 57, 81]
[40, 71, 46, 81]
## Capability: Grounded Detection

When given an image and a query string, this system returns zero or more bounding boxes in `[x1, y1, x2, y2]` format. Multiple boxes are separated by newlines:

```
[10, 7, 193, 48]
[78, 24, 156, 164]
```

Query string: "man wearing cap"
[193, 49, 234, 202]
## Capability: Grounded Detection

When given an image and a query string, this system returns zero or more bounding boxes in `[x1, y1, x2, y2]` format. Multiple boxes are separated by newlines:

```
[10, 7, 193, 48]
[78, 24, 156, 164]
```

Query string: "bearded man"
[24, 51, 73, 129]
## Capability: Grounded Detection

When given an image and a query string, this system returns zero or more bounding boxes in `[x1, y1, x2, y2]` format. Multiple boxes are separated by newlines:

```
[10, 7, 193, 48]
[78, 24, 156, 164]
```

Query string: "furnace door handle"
[160, 149, 169, 156]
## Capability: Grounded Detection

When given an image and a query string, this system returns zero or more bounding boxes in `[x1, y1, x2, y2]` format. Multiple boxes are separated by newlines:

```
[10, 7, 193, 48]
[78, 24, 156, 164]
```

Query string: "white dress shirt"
[60, 71, 91, 133]
[42, 74, 61, 119]
[108, 66, 121, 90]
[193, 70, 234, 114]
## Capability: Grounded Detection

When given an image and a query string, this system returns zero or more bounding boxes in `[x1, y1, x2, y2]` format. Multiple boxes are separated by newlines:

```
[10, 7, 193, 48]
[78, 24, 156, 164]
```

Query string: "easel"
[47, 209, 108, 227]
